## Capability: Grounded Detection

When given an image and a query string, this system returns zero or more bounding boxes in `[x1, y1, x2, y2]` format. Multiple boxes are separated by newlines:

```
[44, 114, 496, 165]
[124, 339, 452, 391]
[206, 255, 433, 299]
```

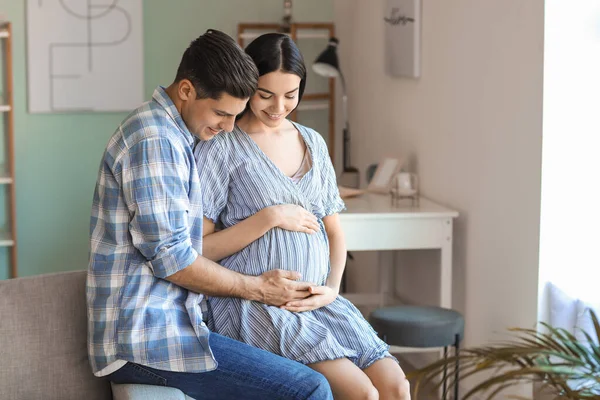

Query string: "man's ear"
[178, 79, 196, 101]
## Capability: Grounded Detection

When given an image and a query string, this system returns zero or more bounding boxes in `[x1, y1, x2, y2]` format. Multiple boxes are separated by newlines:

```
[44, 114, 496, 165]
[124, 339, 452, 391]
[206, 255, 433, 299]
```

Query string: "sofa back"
[0, 270, 111, 399]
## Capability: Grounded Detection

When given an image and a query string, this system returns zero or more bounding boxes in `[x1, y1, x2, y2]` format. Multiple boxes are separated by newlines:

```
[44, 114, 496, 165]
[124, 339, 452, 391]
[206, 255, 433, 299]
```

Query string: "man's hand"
[280, 285, 338, 312]
[251, 269, 313, 306]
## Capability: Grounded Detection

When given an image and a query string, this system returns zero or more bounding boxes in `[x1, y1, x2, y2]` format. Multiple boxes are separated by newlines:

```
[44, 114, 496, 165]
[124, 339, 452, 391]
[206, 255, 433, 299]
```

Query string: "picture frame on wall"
[367, 157, 404, 194]
[384, 0, 421, 78]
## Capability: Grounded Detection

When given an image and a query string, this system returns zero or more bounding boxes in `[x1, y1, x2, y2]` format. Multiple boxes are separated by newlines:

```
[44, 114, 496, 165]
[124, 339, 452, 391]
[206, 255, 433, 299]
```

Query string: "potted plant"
[410, 310, 600, 399]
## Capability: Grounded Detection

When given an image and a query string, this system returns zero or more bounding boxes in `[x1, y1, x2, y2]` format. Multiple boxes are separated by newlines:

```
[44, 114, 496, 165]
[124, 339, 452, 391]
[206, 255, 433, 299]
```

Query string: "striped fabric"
[194, 122, 391, 369]
[87, 87, 215, 376]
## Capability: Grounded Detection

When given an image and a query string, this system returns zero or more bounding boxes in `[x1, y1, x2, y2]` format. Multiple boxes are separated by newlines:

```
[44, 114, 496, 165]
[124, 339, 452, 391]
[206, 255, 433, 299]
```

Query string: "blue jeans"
[108, 332, 333, 400]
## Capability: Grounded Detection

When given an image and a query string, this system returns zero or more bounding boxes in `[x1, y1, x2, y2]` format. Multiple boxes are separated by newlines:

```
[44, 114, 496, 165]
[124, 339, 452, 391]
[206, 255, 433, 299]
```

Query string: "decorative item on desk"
[384, 0, 421, 78]
[313, 37, 360, 189]
[390, 171, 419, 206]
[366, 157, 404, 194]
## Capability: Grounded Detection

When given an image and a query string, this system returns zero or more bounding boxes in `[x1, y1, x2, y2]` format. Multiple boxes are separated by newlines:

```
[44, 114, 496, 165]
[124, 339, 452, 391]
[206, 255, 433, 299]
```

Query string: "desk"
[339, 193, 459, 312]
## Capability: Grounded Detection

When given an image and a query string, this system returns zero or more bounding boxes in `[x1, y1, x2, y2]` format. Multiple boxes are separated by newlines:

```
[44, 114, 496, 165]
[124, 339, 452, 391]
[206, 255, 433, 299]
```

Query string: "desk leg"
[378, 251, 394, 307]
[440, 218, 453, 309]
[437, 218, 454, 399]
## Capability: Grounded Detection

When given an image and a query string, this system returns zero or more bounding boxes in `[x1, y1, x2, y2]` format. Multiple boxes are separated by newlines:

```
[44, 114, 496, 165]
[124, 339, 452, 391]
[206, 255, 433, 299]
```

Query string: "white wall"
[334, 0, 544, 396]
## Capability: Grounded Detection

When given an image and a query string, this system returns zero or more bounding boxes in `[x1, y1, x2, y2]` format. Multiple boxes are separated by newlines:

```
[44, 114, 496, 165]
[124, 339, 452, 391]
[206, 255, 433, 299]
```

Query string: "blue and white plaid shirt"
[87, 87, 216, 376]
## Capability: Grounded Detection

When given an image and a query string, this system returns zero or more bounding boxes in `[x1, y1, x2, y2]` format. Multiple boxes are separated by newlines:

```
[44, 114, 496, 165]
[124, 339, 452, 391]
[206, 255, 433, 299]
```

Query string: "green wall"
[0, 0, 333, 279]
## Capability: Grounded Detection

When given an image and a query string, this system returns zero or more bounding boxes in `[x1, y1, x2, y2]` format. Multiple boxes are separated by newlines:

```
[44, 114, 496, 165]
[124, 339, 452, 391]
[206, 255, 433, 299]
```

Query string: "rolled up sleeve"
[123, 136, 199, 278]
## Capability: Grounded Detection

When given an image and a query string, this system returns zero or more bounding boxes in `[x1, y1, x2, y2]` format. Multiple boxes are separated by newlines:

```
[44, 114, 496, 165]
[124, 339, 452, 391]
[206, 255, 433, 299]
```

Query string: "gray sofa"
[0, 270, 192, 400]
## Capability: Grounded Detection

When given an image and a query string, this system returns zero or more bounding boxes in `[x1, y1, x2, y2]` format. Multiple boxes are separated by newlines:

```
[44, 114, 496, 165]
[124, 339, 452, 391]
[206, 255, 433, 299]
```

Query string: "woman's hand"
[252, 270, 313, 306]
[280, 285, 338, 312]
[266, 205, 320, 234]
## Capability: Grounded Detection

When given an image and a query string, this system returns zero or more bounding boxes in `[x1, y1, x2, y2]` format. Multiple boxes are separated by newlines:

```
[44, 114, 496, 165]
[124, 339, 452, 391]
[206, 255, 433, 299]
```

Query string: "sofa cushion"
[0, 270, 112, 400]
[111, 383, 194, 400]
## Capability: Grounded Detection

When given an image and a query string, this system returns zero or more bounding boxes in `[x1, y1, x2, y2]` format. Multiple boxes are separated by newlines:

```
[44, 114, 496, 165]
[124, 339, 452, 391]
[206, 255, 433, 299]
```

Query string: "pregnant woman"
[195, 33, 410, 400]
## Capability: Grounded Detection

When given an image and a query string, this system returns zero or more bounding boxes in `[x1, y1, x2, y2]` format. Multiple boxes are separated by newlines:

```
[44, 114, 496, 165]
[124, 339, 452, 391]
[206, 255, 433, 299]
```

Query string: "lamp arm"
[338, 71, 351, 170]
[340, 73, 348, 131]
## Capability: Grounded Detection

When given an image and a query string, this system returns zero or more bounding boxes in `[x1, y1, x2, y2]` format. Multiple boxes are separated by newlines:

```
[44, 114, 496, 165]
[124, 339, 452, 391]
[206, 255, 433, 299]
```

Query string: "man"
[87, 29, 332, 400]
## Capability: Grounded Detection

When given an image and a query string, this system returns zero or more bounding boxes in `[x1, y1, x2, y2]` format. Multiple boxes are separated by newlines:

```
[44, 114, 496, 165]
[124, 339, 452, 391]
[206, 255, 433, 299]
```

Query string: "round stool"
[370, 305, 465, 400]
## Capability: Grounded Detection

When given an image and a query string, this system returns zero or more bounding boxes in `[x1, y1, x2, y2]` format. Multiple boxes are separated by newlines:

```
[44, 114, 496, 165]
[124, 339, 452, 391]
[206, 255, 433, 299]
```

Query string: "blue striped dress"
[194, 121, 391, 369]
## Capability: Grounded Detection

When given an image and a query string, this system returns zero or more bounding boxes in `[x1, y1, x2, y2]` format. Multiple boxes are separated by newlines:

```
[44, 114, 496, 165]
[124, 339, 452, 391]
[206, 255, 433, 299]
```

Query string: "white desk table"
[339, 193, 459, 312]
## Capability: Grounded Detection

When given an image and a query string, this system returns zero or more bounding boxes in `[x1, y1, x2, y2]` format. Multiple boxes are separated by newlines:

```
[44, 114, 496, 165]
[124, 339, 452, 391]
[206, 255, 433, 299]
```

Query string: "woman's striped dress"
[194, 122, 392, 369]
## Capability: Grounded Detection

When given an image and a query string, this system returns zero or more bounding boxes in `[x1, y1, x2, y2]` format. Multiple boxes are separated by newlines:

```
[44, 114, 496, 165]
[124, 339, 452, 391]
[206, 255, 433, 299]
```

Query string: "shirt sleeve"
[122, 136, 198, 279]
[194, 138, 230, 224]
[316, 133, 346, 217]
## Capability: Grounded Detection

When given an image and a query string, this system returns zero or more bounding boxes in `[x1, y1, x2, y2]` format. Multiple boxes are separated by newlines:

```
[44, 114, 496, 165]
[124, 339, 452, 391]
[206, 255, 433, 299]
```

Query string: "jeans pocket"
[117, 362, 168, 386]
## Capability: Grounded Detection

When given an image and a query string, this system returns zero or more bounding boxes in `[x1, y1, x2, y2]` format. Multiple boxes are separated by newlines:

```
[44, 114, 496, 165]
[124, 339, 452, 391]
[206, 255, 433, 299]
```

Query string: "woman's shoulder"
[195, 128, 244, 154]
[291, 121, 327, 148]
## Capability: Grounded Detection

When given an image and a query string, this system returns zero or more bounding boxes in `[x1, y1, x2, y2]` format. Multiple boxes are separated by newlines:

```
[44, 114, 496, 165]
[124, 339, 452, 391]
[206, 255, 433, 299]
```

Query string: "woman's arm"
[281, 213, 346, 312]
[323, 214, 347, 292]
[202, 205, 320, 261]
[202, 211, 276, 261]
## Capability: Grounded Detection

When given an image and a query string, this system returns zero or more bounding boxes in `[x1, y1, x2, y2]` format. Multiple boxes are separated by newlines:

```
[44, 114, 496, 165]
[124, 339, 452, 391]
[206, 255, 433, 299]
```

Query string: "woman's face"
[248, 70, 301, 128]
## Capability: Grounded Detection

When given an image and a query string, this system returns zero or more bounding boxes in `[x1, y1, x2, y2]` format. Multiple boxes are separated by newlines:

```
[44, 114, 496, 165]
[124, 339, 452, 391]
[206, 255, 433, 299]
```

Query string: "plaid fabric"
[87, 87, 215, 376]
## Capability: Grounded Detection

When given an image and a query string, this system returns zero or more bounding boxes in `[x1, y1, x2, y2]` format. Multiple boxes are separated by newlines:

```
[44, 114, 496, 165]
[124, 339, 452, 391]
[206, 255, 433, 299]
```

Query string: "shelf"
[238, 32, 329, 41]
[0, 167, 13, 184]
[0, 232, 15, 247]
[0, 172, 13, 184]
[302, 93, 330, 101]
[0, 22, 17, 277]
[297, 102, 329, 111]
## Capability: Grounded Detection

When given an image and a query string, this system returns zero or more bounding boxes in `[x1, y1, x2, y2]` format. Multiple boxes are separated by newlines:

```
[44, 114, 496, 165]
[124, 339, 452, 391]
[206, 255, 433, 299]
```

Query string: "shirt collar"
[152, 86, 195, 147]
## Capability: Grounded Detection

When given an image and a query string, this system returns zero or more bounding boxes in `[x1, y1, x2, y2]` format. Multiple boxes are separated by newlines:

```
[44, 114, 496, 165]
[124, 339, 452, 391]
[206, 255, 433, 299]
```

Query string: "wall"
[0, 0, 333, 279]
[333, 0, 544, 396]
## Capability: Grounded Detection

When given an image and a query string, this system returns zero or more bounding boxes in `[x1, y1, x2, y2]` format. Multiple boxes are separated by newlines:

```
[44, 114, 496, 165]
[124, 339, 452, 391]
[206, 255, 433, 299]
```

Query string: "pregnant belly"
[220, 228, 330, 285]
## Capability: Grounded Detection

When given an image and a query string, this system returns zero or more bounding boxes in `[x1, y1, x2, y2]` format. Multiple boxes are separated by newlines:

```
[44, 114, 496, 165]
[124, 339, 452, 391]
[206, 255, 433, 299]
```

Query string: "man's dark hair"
[175, 29, 258, 100]
[244, 33, 307, 103]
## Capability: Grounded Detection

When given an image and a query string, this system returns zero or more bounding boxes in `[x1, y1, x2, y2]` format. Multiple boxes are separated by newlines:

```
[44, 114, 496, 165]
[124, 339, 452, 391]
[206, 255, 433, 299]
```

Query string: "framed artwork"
[384, 0, 421, 78]
[367, 157, 404, 194]
[26, 0, 144, 113]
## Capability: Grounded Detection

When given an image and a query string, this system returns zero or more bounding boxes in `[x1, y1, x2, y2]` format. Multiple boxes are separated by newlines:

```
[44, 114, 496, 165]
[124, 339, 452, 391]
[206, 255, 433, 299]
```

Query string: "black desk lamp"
[313, 37, 360, 188]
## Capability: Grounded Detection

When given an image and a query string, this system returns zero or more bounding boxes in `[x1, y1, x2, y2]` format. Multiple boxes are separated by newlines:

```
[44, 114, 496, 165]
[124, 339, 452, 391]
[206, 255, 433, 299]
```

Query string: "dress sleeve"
[194, 138, 230, 224]
[316, 133, 346, 217]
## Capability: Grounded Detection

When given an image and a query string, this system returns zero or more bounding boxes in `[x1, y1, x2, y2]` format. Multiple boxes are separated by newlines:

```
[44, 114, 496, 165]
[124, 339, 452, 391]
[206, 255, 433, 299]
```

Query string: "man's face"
[178, 81, 248, 141]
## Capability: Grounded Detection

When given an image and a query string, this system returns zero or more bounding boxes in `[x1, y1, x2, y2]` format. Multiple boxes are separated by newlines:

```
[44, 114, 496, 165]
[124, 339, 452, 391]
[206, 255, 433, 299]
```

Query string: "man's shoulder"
[119, 101, 173, 143]
[114, 102, 186, 152]
[104, 102, 184, 168]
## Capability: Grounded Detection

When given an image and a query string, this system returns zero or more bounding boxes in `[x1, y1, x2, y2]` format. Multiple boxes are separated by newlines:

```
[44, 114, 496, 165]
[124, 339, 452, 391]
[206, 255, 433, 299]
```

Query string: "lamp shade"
[312, 37, 340, 78]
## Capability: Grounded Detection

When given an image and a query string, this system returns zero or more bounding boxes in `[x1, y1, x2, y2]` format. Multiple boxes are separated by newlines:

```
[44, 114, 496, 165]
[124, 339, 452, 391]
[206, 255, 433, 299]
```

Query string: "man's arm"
[166, 255, 313, 306]
[123, 137, 311, 306]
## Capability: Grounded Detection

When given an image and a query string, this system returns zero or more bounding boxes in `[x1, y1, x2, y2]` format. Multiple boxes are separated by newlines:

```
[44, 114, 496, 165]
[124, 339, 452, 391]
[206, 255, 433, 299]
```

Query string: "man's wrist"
[238, 274, 263, 302]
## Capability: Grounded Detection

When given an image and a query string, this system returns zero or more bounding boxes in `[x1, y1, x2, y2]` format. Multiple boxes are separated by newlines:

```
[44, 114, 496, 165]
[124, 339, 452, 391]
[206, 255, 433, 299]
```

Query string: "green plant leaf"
[412, 312, 600, 400]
